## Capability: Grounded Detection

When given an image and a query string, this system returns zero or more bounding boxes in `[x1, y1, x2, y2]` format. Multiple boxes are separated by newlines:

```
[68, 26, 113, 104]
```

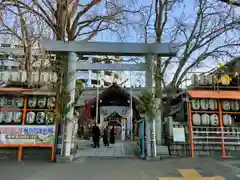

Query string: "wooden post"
[22, 97, 27, 125]
[18, 96, 28, 161]
[218, 102, 226, 157]
[18, 146, 23, 161]
[188, 102, 194, 158]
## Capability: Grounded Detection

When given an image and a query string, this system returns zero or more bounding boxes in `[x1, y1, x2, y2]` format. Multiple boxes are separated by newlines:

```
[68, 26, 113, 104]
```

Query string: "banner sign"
[0, 125, 55, 144]
[173, 127, 185, 142]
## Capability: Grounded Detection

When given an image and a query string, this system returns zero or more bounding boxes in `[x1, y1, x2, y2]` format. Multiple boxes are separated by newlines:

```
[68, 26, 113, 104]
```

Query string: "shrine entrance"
[104, 112, 125, 141]
[75, 83, 140, 158]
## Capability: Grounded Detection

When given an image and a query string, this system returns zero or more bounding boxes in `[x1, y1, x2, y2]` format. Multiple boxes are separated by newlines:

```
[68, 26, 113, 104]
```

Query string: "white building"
[0, 42, 123, 86]
[76, 56, 123, 88]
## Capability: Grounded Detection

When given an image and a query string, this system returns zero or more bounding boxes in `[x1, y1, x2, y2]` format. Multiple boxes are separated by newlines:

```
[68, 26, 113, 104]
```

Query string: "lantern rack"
[188, 97, 240, 158]
[0, 88, 57, 161]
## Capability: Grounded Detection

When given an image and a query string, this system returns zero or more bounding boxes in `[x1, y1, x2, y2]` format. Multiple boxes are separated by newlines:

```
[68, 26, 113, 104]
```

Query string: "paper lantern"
[26, 112, 36, 124]
[0, 97, 5, 107]
[36, 112, 45, 124]
[15, 96, 24, 107]
[46, 112, 54, 124]
[12, 112, 22, 123]
[200, 99, 209, 110]
[207, 74, 216, 85]
[201, 114, 210, 125]
[223, 114, 232, 126]
[193, 114, 201, 125]
[0, 111, 3, 123]
[28, 96, 37, 108]
[191, 74, 199, 85]
[222, 100, 231, 111]
[192, 99, 200, 110]
[47, 96, 56, 108]
[210, 114, 219, 126]
[199, 74, 207, 85]
[230, 100, 240, 111]
[3, 111, 12, 123]
[209, 99, 218, 110]
[38, 97, 47, 108]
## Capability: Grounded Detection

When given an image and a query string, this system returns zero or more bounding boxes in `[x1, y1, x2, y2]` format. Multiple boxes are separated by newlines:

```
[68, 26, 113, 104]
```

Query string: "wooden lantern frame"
[187, 90, 240, 158]
[0, 87, 57, 161]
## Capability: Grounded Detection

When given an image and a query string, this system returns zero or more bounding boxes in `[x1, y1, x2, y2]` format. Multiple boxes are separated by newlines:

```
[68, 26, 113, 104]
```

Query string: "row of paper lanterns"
[191, 99, 240, 111]
[0, 71, 58, 83]
[0, 111, 54, 124]
[191, 74, 217, 85]
[0, 96, 56, 108]
[193, 113, 233, 126]
[191, 74, 232, 85]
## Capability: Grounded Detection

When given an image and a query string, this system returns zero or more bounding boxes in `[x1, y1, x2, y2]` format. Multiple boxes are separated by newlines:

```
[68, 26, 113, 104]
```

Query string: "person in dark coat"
[164, 132, 171, 155]
[102, 125, 109, 146]
[92, 123, 100, 148]
[109, 126, 115, 144]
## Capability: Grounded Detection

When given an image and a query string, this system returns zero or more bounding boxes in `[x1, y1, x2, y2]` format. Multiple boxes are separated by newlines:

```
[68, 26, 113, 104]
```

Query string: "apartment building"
[76, 56, 123, 88]
[0, 42, 123, 86]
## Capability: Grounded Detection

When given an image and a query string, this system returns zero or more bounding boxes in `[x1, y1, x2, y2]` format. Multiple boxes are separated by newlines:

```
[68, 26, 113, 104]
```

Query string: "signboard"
[173, 127, 185, 142]
[0, 125, 55, 144]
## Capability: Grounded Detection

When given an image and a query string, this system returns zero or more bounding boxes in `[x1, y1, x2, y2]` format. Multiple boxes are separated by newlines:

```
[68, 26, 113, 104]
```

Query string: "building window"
[92, 57, 101, 63]
[33, 55, 39, 60]
[0, 54, 9, 59]
[12, 55, 24, 59]
[81, 56, 89, 61]
[104, 81, 111, 86]
[114, 74, 119, 79]
[1, 44, 11, 47]
[15, 44, 23, 48]
[104, 71, 112, 76]
[92, 70, 99, 74]
[77, 70, 88, 72]
[91, 79, 100, 85]
[104, 58, 111, 64]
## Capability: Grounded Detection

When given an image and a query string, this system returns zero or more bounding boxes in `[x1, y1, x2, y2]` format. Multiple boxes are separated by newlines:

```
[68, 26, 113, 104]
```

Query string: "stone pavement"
[1, 157, 240, 180]
[75, 140, 136, 158]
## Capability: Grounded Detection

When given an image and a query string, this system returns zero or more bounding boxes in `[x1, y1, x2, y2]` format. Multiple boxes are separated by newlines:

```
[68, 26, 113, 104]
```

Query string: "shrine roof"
[88, 83, 138, 106]
[187, 90, 240, 99]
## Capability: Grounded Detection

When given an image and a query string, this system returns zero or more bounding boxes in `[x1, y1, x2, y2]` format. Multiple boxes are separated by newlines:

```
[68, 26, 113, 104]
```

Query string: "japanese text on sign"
[0, 126, 54, 135]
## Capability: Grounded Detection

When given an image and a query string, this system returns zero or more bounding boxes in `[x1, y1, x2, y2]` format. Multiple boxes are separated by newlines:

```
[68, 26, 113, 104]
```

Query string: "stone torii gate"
[41, 40, 178, 159]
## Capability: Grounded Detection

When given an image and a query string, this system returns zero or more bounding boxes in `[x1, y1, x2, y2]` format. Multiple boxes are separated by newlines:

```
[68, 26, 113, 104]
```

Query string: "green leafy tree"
[75, 79, 84, 104]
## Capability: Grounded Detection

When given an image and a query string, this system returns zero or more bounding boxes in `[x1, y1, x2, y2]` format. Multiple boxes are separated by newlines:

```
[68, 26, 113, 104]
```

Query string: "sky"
[85, 0, 203, 87]
[79, 0, 239, 87]
[1, 0, 239, 87]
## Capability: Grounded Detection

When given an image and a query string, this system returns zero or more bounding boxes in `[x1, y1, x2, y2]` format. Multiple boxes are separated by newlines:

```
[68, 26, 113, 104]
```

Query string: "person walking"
[164, 132, 171, 156]
[109, 126, 115, 144]
[92, 122, 100, 148]
[102, 125, 109, 146]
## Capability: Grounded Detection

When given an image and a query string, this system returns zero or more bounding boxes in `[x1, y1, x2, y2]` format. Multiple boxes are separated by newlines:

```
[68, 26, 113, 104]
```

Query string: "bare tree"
[136, 0, 240, 97]
[0, 5, 50, 84]
[2, 0, 139, 41]
[134, 0, 240, 146]
[1, 0, 141, 119]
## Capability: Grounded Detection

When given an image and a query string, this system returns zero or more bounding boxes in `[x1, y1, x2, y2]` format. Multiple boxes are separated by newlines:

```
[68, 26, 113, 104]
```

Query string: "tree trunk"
[154, 56, 163, 145]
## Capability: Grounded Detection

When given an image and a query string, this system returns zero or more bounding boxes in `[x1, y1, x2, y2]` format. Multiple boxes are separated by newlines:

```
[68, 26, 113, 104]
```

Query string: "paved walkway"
[75, 140, 136, 158]
[1, 157, 240, 180]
